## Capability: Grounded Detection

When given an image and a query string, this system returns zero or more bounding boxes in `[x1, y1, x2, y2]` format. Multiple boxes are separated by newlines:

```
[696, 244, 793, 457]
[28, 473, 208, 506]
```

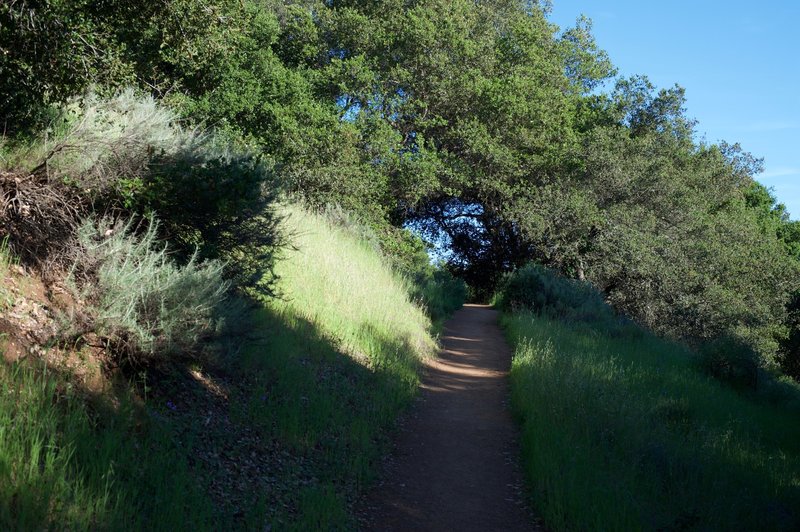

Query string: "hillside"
[0, 205, 447, 529]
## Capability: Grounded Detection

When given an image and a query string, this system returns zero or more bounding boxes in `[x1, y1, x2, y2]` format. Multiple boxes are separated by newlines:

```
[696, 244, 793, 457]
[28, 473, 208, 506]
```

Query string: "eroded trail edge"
[361, 304, 541, 531]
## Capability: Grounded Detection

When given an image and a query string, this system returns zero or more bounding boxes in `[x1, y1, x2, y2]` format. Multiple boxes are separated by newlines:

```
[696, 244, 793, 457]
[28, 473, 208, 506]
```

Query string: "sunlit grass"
[273, 205, 436, 370]
[0, 361, 212, 530]
[503, 312, 800, 530]
[0, 237, 16, 310]
[233, 204, 437, 527]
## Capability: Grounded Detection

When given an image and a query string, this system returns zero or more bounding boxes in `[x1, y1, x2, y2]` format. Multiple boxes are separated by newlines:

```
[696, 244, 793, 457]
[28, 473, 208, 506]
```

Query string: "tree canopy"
[2, 0, 799, 371]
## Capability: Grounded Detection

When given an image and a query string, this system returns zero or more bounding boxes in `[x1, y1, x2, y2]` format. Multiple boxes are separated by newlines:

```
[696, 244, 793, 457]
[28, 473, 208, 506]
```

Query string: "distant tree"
[744, 181, 800, 260]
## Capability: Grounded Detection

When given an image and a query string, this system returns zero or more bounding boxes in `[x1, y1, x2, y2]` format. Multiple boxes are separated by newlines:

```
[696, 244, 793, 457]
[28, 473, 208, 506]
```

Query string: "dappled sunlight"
[422, 320, 510, 393]
[423, 354, 507, 393]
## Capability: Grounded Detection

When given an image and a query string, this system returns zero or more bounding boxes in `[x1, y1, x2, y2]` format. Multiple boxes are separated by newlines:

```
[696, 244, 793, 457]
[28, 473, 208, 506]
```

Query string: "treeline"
[3, 0, 800, 375]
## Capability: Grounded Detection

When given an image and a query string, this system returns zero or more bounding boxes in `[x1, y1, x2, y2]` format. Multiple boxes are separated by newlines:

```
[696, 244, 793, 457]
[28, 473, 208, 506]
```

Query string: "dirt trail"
[361, 304, 541, 531]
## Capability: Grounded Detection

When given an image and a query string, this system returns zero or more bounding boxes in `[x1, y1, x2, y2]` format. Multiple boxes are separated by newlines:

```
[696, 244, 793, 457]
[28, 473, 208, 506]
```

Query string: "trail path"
[361, 304, 541, 531]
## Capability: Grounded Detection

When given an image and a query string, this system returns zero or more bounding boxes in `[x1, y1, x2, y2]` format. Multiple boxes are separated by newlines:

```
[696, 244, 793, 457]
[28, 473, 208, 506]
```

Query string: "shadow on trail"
[361, 305, 541, 532]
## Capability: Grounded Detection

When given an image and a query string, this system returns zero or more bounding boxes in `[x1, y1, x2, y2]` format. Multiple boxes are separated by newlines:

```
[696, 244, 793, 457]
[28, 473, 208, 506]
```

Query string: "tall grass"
[0, 236, 11, 270]
[313, 203, 466, 325]
[269, 205, 436, 372]
[503, 312, 800, 530]
[1, 203, 443, 529]
[235, 204, 438, 528]
[0, 361, 212, 530]
[0, 236, 14, 309]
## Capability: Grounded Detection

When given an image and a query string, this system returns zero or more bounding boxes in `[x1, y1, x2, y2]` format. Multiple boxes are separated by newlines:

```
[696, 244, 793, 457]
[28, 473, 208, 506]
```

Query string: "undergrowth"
[317, 203, 466, 326]
[412, 268, 468, 326]
[499, 266, 800, 530]
[67, 217, 230, 365]
[0, 361, 211, 529]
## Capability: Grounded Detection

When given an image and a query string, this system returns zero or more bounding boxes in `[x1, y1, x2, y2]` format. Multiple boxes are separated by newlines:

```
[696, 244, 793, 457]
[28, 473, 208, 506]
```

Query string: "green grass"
[0, 230, 218, 529]
[0, 236, 15, 310]
[0, 361, 212, 530]
[271, 205, 436, 372]
[232, 204, 437, 528]
[502, 312, 800, 531]
[0, 203, 441, 529]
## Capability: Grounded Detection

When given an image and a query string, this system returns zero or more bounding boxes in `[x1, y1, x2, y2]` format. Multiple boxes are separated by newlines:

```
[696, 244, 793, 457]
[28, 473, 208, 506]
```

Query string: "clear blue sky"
[548, 1, 800, 219]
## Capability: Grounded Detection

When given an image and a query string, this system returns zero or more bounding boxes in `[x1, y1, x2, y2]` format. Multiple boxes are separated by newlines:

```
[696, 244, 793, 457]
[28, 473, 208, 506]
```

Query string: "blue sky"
[548, 0, 800, 219]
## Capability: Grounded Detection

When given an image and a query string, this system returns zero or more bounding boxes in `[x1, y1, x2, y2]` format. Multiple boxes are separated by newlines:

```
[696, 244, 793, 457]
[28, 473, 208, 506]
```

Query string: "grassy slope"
[0, 363, 213, 530]
[0, 204, 438, 529]
[1, 238, 211, 529]
[502, 312, 800, 531]
[235, 204, 437, 528]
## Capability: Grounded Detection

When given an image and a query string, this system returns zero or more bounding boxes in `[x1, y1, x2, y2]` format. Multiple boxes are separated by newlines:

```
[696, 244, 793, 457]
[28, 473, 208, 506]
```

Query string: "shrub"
[68, 217, 230, 364]
[495, 263, 614, 325]
[1, 89, 281, 293]
[379, 228, 467, 323]
[698, 335, 761, 390]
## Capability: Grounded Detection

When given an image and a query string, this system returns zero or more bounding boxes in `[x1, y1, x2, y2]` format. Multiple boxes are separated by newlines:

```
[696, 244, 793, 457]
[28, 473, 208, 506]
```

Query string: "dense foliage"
[495, 263, 613, 325]
[1, 89, 280, 297]
[1, 1, 799, 370]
